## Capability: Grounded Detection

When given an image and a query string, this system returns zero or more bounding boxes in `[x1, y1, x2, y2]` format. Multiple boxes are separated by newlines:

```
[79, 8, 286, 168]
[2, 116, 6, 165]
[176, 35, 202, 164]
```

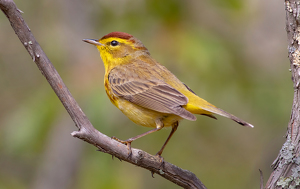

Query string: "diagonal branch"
[0, 0, 206, 188]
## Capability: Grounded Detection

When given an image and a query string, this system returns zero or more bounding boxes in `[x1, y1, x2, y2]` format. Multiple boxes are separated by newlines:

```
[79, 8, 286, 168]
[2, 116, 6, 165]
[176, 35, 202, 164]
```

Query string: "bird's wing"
[108, 68, 196, 121]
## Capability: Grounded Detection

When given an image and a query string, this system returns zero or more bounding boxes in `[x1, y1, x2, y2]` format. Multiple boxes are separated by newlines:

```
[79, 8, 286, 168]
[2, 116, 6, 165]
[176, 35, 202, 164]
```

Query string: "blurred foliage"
[0, 0, 290, 189]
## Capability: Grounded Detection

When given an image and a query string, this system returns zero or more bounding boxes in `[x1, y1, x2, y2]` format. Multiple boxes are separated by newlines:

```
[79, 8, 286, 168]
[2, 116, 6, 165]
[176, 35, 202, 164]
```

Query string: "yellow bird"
[83, 32, 253, 157]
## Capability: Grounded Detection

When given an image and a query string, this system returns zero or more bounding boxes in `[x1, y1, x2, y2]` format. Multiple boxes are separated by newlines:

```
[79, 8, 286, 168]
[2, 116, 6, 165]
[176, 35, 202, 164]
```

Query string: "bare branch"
[0, 0, 206, 188]
[266, 0, 300, 188]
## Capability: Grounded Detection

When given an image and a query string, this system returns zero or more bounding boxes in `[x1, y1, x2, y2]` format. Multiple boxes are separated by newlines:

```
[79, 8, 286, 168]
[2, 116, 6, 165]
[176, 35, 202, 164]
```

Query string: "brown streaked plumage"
[109, 64, 197, 121]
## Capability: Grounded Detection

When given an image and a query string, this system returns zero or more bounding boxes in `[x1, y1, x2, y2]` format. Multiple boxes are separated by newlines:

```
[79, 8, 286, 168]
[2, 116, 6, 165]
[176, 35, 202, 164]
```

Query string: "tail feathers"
[202, 105, 254, 128]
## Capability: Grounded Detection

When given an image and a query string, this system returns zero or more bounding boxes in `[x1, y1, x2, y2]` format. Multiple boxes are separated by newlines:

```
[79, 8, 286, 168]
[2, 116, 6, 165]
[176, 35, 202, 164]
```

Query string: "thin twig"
[259, 169, 264, 189]
[0, 0, 206, 188]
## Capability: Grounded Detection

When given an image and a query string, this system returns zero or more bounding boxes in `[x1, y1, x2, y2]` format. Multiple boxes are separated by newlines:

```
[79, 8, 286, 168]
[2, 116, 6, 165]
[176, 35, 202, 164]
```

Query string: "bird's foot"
[155, 152, 165, 168]
[111, 136, 133, 158]
[150, 153, 165, 177]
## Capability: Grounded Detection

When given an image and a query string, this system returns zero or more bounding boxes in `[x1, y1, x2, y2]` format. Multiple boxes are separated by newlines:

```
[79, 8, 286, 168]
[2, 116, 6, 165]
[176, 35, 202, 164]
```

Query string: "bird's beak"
[82, 39, 103, 46]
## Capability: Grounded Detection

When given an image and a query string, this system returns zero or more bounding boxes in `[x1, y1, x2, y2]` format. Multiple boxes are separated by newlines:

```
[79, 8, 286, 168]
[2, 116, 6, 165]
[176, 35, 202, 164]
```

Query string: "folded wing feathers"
[109, 75, 196, 121]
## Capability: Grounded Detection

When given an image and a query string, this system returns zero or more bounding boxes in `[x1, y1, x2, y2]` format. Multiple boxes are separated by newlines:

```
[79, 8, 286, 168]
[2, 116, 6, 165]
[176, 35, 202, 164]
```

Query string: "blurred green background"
[0, 0, 290, 188]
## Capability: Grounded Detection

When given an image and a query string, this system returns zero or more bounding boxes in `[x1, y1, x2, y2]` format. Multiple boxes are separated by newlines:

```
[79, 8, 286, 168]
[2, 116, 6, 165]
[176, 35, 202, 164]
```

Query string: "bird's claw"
[149, 154, 165, 178]
[155, 153, 165, 168]
[111, 136, 133, 158]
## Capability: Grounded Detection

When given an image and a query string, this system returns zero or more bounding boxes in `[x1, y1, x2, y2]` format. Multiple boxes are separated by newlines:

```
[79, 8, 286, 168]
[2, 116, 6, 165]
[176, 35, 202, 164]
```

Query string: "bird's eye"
[111, 40, 119, 46]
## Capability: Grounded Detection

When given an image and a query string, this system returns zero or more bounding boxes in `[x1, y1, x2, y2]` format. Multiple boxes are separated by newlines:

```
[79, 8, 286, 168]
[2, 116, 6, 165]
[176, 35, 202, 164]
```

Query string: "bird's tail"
[185, 95, 253, 128]
[201, 104, 254, 128]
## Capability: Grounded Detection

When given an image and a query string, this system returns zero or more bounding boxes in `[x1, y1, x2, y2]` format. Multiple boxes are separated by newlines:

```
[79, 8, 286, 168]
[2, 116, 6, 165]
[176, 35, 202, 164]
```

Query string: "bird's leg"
[151, 121, 178, 174]
[156, 121, 179, 158]
[112, 119, 164, 157]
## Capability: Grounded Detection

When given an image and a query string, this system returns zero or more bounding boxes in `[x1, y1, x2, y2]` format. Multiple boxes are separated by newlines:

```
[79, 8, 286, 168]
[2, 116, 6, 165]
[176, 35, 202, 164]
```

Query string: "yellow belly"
[115, 98, 183, 128]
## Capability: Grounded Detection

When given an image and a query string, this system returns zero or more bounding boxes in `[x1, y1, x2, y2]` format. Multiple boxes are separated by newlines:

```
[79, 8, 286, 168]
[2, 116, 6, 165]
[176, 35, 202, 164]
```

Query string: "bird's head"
[83, 32, 150, 68]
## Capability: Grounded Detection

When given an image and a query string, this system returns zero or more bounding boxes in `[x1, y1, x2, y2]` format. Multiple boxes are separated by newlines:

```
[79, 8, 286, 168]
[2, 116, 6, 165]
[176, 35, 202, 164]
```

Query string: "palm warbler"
[83, 32, 253, 156]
